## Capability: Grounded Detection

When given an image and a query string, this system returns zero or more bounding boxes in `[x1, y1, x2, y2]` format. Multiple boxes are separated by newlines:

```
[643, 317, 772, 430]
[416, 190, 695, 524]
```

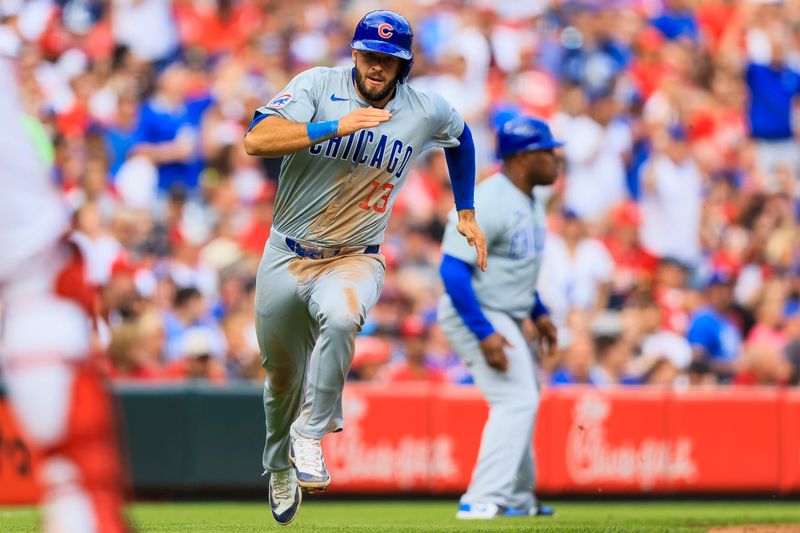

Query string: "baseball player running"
[244, 10, 487, 525]
[0, 56, 128, 532]
[438, 116, 562, 519]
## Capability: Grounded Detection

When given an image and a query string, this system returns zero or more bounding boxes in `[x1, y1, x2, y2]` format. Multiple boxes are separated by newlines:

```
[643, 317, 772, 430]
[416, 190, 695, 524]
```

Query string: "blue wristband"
[307, 120, 339, 142]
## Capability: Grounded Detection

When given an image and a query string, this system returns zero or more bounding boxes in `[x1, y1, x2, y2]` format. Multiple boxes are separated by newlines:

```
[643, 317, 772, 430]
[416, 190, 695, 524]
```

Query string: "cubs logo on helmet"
[378, 23, 393, 39]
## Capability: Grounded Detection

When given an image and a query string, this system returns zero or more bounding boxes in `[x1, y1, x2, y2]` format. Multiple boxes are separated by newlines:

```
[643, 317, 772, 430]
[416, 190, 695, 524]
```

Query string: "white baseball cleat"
[290, 435, 331, 492]
[268, 470, 301, 525]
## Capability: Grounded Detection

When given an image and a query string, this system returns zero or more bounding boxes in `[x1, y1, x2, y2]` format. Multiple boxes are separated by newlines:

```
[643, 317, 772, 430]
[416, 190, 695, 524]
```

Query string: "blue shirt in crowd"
[135, 95, 213, 192]
[746, 63, 800, 140]
[105, 123, 139, 177]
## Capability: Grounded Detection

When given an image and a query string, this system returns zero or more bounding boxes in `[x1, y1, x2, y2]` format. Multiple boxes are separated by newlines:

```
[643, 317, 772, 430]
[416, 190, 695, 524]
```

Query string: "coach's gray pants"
[438, 297, 540, 510]
[255, 230, 385, 473]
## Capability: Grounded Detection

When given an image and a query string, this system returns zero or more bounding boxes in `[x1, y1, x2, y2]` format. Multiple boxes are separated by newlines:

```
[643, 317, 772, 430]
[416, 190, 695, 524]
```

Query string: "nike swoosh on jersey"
[330, 94, 349, 101]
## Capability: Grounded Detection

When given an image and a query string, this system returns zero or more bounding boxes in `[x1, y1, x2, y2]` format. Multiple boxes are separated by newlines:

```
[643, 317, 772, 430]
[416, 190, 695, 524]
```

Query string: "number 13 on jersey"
[358, 180, 394, 214]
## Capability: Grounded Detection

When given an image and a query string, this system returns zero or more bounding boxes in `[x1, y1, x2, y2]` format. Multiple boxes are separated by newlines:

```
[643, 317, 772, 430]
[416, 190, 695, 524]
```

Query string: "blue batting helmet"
[351, 10, 414, 83]
[496, 116, 565, 159]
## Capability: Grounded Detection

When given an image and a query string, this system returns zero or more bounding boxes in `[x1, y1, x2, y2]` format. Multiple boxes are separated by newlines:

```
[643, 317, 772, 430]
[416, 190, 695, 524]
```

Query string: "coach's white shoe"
[290, 435, 331, 492]
[456, 502, 501, 519]
[268, 470, 301, 525]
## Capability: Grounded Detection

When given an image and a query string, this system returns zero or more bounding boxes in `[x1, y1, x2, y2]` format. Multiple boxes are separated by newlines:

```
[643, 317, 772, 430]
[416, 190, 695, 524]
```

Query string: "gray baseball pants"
[255, 229, 385, 473]
[438, 297, 540, 510]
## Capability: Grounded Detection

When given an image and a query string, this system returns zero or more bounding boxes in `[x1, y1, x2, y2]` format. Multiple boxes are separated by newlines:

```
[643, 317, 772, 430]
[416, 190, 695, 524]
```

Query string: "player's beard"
[354, 68, 399, 103]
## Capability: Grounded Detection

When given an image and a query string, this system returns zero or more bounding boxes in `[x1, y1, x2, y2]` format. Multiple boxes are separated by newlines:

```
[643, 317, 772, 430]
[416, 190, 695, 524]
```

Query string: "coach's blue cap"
[496, 115, 565, 159]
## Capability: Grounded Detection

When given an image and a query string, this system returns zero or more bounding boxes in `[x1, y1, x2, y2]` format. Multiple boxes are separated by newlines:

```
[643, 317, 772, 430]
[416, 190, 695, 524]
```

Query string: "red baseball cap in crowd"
[399, 316, 428, 339]
[610, 202, 641, 228]
[352, 337, 391, 369]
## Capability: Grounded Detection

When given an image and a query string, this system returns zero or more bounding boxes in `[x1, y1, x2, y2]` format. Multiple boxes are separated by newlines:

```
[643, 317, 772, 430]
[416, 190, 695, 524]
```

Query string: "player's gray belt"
[284, 237, 379, 259]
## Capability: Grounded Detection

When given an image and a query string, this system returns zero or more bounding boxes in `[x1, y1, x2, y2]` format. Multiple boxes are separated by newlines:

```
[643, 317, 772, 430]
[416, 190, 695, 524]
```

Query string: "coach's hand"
[337, 107, 392, 136]
[456, 209, 488, 272]
[534, 315, 559, 360]
[479, 332, 511, 372]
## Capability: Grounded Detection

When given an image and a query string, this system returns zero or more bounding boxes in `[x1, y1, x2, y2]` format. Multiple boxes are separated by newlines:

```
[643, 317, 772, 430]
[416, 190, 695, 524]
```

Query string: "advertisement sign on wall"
[1, 385, 798, 504]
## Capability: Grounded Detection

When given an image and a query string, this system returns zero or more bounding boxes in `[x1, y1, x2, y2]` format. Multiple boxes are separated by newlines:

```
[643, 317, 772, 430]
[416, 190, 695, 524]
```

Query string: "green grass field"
[3, 500, 800, 532]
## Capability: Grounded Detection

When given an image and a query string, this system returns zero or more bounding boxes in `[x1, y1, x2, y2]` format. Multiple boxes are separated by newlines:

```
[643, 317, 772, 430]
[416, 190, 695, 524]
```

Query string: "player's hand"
[456, 209, 488, 272]
[479, 332, 511, 372]
[534, 315, 559, 360]
[337, 107, 392, 136]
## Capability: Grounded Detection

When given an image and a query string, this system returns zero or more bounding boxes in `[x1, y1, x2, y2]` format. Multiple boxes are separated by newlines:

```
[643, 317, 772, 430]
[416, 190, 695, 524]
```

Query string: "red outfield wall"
[322, 386, 791, 495]
[1, 385, 798, 503]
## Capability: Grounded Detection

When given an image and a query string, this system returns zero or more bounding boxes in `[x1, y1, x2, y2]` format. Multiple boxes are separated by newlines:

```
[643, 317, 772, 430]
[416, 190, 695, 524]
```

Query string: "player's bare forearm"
[244, 108, 392, 158]
[456, 209, 488, 272]
[244, 116, 320, 157]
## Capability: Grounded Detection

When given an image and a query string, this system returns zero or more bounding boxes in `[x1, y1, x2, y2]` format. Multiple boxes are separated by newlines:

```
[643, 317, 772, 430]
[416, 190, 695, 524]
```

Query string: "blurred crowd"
[2, 0, 800, 388]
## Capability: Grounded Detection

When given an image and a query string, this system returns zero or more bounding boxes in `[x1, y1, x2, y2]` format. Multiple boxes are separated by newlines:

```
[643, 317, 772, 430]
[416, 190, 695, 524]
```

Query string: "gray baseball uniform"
[253, 66, 465, 473]
[438, 172, 547, 510]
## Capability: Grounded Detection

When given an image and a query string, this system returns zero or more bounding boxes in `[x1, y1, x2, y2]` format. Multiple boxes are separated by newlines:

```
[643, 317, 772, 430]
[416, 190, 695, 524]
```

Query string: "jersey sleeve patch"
[266, 92, 293, 109]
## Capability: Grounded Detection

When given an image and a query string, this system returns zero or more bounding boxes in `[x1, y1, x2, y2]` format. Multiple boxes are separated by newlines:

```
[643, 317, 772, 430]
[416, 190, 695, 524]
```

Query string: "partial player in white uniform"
[0, 53, 128, 532]
[243, 10, 487, 525]
[438, 116, 562, 519]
